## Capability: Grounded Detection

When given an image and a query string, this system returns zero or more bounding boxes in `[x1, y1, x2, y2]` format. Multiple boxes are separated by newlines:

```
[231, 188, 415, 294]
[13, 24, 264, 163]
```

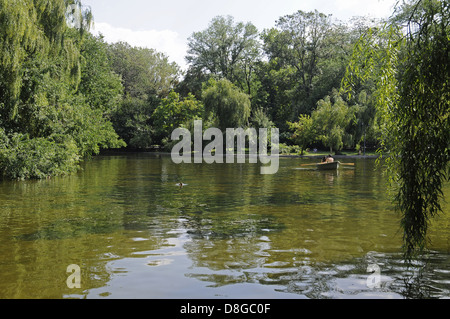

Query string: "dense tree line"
[0, 0, 380, 181]
[107, 10, 384, 155]
[0, 1, 447, 174]
[177, 11, 383, 154]
[0, 0, 183, 179]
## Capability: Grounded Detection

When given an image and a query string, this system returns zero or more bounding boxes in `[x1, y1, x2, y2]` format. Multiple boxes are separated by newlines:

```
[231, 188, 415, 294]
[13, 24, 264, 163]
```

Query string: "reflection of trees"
[0, 153, 283, 297]
[179, 158, 448, 298]
[1, 155, 448, 298]
[0, 154, 176, 298]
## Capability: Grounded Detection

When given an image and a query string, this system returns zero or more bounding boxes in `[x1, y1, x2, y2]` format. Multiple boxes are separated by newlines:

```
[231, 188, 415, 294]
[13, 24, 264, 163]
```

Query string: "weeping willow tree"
[0, 0, 124, 179]
[0, 0, 88, 116]
[342, 0, 449, 261]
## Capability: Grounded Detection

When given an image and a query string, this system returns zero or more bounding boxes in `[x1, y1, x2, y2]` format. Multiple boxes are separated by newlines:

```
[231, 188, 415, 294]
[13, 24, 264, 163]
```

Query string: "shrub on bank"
[0, 131, 80, 180]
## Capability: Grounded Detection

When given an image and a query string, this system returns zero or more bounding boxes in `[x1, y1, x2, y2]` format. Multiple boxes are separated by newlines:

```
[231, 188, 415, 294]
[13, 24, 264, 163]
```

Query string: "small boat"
[316, 161, 340, 171]
[299, 161, 353, 170]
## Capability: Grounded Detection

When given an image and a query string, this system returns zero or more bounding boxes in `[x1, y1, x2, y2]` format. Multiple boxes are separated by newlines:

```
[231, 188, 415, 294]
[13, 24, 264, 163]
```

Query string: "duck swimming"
[177, 182, 187, 188]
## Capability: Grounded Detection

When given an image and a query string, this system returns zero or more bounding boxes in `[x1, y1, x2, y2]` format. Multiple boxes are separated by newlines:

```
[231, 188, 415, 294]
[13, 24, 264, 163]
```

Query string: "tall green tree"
[392, 0, 450, 259]
[287, 114, 314, 155]
[311, 91, 353, 154]
[108, 41, 181, 100]
[345, 90, 382, 151]
[186, 15, 261, 95]
[311, 95, 351, 153]
[262, 10, 333, 115]
[253, 59, 297, 131]
[78, 33, 123, 114]
[0, 0, 86, 131]
[258, 9, 361, 135]
[107, 42, 182, 149]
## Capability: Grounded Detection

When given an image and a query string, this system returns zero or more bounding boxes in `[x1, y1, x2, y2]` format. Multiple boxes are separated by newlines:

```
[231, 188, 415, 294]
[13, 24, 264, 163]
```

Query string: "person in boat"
[321, 156, 327, 163]
[326, 155, 334, 163]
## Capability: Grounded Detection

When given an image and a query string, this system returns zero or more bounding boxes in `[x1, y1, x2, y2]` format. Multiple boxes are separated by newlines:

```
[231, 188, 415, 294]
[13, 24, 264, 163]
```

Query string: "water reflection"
[0, 153, 448, 299]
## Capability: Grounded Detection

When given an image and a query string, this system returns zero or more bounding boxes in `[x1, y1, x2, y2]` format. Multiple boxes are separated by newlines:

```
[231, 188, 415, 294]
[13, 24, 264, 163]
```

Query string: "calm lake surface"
[0, 153, 449, 299]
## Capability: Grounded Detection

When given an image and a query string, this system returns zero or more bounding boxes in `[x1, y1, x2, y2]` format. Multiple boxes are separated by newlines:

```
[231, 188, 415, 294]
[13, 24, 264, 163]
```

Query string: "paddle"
[300, 163, 319, 167]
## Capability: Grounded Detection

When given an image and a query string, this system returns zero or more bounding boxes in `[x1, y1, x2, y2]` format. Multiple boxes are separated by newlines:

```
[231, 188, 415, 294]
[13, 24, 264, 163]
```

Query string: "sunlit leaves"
[107, 41, 181, 100]
[152, 91, 204, 138]
[311, 91, 353, 153]
[186, 15, 260, 85]
[286, 114, 314, 155]
[0, 0, 125, 179]
[202, 78, 251, 131]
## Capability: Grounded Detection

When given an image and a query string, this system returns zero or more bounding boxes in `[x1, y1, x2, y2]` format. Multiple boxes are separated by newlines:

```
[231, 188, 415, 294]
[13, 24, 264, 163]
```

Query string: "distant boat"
[316, 161, 340, 171]
[299, 161, 353, 170]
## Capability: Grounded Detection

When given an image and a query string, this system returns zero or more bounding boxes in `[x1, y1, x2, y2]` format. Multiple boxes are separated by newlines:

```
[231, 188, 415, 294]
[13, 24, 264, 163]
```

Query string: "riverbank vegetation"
[0, 1, 396, 179]
[0, 0, 448, 259]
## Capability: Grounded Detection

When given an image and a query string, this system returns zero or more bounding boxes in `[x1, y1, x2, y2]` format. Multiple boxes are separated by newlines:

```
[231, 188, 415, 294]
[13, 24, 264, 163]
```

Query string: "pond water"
[0, 153, 448, 299]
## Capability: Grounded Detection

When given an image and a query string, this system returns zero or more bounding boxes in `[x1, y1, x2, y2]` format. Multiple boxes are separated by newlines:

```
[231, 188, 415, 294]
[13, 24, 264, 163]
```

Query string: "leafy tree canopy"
[0, 0, 124, 179]
[186, 15, 260, 83]
[202, 78, 251, 131]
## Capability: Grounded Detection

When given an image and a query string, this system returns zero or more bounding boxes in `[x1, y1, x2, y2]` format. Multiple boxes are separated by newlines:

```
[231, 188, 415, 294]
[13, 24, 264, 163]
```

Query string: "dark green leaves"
[395, 0, 450, 259]
[342, 0, 450, 260]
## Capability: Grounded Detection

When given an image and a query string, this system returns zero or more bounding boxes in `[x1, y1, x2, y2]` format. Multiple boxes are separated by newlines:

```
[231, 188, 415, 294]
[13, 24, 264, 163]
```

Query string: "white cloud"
[333, 0, 397, 20]
[90, 22, 188, 70]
